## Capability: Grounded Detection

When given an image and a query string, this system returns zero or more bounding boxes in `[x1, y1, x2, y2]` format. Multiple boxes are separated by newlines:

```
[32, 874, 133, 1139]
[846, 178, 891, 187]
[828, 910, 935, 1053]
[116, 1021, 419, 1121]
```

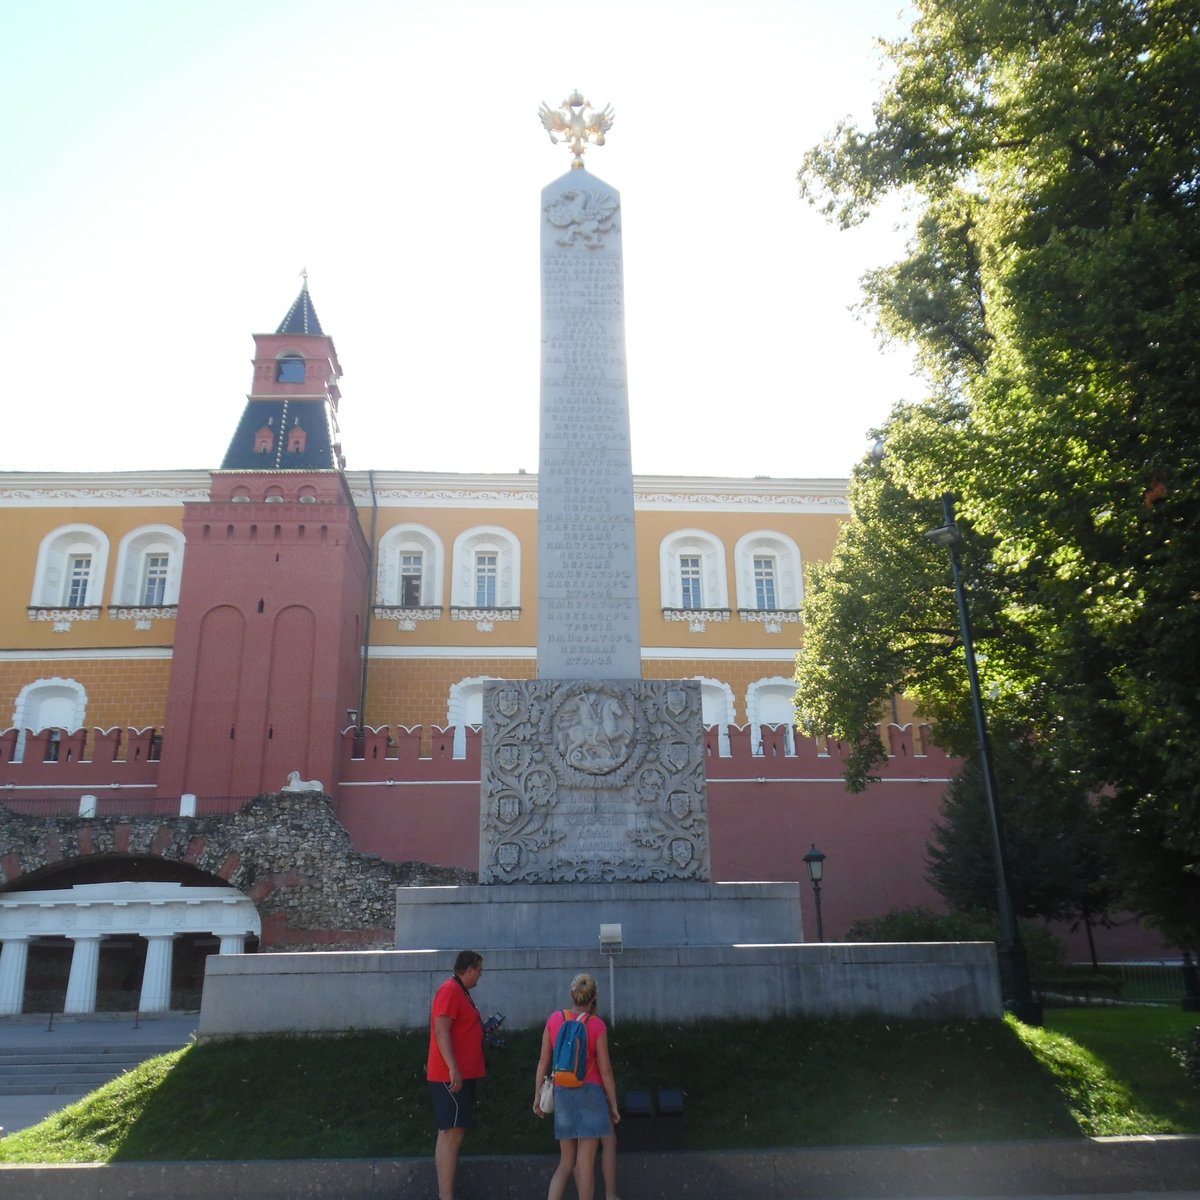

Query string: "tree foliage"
[796, 0, 1200, 944]
[926, 740, 1123, 947]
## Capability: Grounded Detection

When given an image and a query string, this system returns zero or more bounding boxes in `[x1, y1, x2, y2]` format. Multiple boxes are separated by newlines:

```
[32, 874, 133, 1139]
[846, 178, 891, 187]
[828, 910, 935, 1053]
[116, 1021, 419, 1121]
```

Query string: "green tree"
[795, 0, 1200, 945]
[926, 740, 1124, 966]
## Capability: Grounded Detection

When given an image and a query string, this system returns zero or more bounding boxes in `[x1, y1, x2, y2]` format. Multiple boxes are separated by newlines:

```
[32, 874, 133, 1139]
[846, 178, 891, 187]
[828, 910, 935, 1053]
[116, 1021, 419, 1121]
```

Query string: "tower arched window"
[30, 525, 110, 609]
[287, 424, 308, 453]
[276, 354, 305, 383]
[255, 427, 274, 454]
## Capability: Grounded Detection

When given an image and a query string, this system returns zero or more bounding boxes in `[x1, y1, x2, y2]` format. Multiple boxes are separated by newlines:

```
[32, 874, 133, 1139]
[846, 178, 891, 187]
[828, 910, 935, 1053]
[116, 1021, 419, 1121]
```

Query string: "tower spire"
[220, 284, 343, 470]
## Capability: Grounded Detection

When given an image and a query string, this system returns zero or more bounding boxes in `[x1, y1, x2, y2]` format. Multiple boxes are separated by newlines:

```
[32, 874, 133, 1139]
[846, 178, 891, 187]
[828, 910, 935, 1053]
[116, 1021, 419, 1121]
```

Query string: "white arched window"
[746, 677, 799, 756]
[377, 524, 444, 609]
[11, 677, 88, 762]
[659, 530, 728, 611]
[691, 676, 735, 757]
[30, 525, 110, 609]
[734, 531, 803, 612]
[450, 527, 521, 610]
[447, 676, 497, 759]
[111, 525, 186, 607]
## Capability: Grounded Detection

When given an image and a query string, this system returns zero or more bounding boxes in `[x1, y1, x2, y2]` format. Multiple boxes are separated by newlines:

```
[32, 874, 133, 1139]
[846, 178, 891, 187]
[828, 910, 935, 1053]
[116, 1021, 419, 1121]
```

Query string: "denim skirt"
[553, 1081, 611, 1140]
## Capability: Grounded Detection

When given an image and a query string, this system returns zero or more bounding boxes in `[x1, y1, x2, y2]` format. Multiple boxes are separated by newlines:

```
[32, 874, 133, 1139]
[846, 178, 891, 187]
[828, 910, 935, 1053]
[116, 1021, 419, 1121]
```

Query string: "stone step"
[3, 1075, 125, 1096]
[0, 1044, 187, 1096]
[0, 1045, 181, 1065]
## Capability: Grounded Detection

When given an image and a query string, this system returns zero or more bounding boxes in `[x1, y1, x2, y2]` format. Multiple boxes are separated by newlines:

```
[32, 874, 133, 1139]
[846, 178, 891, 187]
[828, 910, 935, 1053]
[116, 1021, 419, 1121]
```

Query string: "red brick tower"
[156, 283, 370, 799]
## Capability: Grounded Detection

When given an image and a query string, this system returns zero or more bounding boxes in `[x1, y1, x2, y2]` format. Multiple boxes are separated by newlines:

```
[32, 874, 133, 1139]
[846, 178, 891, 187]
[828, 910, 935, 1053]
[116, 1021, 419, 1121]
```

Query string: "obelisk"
[478, 94, 709, 884]
[535, 96, 640, 680]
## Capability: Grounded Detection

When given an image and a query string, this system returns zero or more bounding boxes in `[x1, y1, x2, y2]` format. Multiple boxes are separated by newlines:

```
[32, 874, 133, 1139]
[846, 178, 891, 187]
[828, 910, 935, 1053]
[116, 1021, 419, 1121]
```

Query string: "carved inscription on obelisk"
[537, 170, 641, 680]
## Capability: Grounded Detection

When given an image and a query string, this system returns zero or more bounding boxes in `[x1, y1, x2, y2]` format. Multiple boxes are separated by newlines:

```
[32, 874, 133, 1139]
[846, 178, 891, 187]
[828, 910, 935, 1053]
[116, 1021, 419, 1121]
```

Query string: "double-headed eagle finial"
[538, 90, 615, 169]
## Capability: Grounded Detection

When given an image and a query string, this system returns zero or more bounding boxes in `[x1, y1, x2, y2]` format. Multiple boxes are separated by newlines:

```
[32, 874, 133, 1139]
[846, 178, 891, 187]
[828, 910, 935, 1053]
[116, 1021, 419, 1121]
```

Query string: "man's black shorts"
[429, 1079, 478, 1130]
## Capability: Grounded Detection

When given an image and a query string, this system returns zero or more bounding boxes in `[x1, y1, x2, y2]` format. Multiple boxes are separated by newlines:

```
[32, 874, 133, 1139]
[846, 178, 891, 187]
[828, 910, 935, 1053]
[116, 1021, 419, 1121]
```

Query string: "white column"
[0, 937, 30, 1015]
[139, 935, 175, 1012]
[64, 935, 103, 1014]
[218, 933, 246, 954]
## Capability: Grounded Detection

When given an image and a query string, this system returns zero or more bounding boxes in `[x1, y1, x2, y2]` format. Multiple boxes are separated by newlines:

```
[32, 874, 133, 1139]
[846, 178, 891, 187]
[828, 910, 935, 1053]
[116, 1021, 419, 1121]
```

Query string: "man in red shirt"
[427, 949, 485, 1200]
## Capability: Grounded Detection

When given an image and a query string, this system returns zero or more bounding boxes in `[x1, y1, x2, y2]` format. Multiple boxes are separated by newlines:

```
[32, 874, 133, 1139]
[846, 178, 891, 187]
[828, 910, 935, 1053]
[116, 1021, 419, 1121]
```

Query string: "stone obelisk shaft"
[537, 169, 641, 680]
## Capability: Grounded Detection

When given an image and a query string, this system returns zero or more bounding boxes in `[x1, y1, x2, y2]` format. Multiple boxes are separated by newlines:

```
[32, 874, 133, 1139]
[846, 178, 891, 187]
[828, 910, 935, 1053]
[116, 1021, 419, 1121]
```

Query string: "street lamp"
[926, 493, 1042, 1025]
[803, 843, 826, 942]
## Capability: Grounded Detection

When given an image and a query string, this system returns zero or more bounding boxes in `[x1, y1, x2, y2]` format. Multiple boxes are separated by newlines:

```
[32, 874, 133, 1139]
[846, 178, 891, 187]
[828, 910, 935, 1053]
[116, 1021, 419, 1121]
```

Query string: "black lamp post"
[803, 843, 826, 942]
[926, 493, 1042, 1025]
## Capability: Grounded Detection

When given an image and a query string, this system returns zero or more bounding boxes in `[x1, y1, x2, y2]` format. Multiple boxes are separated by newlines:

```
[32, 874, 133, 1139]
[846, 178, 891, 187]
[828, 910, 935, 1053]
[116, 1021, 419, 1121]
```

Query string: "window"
[448, 676, 497, 758]
[680, 556, 703, 610]
[31, 525, 110, 609]
[66, 556, 92, 608]
[111, 526, 186, 609]
[276, 355, 305, 383]
[142, 555, 169, 606]
[400, 553, 423, 608]
[746, 678, 800, 756]
[255, 427, 274, 454]
[658, 530, 728, 611]
[11, 677, 88, 763]
[734, 532, 803, 612]
[287, 425, 307, 453]
[450, 527, 521, 609]
[692, 676, 735, 756]
[475, 552, 498, 607]
[376, 525, 444, 609]
[753, 556, 777, 610]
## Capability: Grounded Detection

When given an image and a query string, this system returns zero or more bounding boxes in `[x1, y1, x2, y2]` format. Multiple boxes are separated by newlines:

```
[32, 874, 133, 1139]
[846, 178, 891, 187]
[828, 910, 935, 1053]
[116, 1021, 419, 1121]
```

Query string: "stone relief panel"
[480, 679, 710, 884]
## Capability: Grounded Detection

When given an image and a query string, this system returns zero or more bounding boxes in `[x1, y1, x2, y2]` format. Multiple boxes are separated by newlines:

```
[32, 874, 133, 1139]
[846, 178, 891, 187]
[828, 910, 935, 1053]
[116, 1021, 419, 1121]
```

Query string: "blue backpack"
[551, 1010, 590, 1087]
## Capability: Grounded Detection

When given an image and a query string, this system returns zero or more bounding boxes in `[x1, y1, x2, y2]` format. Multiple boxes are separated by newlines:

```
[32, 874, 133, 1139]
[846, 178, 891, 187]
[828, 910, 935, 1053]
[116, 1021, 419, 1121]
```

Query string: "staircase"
[0, 1040, 186, 1097]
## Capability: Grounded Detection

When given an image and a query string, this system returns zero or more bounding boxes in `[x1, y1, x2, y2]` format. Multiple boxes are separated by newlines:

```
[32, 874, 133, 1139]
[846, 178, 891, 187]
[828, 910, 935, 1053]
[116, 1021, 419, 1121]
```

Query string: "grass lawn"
[1, 1010, 1196, 1164]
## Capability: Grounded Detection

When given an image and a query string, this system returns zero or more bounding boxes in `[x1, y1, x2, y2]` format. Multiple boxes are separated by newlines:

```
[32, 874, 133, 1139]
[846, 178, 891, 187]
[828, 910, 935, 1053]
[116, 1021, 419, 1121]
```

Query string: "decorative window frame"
[110, 525, 185, 617]
[746, 676, 799, 756]
[11, 677, 88, 762]
[733, 531, 803, 618]
[659, 529, 729, 612]
[376, 523, 445, 616]
[447, 676, 497, 759]
[692, 675, 735, 757]
[30, 524, 110, 610]
[450, 526, 521, 617]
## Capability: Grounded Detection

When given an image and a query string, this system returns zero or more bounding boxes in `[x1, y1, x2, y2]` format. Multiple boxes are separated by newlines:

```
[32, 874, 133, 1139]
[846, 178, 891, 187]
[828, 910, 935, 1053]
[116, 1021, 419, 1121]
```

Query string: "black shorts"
[429, 1078, 478, 1130]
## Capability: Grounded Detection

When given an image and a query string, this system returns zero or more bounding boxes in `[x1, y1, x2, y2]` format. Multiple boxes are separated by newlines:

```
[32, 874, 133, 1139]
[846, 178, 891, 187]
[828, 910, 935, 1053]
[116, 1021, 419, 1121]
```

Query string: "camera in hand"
[482, 1011, 506, 1049]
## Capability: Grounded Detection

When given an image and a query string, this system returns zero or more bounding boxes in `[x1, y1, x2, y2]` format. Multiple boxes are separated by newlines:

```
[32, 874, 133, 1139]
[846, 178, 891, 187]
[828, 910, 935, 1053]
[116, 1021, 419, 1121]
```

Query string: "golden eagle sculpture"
[538, 90, 615, 169]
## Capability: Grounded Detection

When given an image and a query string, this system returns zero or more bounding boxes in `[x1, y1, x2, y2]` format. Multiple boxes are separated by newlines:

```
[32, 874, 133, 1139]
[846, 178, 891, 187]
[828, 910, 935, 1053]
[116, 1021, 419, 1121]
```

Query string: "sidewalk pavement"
[1, 1144, 1199, 1200]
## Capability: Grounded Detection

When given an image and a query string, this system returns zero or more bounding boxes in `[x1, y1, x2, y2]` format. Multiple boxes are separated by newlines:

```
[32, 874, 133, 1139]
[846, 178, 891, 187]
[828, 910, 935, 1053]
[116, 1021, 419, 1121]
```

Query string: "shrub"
[1173, 1027, 1200, 1088]
[846, 907, 1065, 980]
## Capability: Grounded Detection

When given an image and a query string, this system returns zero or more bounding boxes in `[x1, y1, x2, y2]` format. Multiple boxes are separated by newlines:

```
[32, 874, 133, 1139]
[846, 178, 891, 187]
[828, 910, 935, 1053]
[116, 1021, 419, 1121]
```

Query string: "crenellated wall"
[0, 721, 959, 942]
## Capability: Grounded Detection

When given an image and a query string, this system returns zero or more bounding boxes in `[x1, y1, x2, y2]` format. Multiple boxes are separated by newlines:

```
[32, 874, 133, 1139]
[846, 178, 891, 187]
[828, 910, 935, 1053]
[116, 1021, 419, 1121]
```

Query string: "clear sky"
[0, 0, 920, 480]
